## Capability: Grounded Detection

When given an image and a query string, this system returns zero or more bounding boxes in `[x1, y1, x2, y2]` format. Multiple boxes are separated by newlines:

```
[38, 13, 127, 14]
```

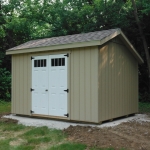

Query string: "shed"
[6, 28, 143, 123]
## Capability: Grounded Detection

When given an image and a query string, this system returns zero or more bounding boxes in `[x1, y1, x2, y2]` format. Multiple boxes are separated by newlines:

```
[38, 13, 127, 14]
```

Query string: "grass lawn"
[0, 117, 86, 150]
[0, 101, 88, 150]
[0, 101, 11, 114]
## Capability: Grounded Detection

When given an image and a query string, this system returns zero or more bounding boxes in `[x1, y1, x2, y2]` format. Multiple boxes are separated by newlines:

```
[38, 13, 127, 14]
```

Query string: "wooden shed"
[6, 28, 143, 123]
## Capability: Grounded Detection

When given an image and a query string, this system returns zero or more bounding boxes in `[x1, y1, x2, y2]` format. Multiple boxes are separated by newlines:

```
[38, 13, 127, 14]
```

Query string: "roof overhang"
[6, 29, 144, 64]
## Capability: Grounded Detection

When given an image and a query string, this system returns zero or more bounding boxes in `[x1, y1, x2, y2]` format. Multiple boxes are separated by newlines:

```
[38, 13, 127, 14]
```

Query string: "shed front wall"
[98, 37, 138, 122]
[11, 47, 99, 122]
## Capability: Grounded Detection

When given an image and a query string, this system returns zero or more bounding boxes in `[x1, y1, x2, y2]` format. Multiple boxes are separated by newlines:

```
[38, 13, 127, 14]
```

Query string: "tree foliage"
[0, 0, 150, 101]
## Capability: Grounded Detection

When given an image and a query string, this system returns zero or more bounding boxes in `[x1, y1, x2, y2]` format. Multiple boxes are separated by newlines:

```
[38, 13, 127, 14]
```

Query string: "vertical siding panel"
[11, 56, 14, 113]
[23, 54, 28, 114]
[114, 43, 118, 117]
[16, 55, 20, 114]
[98, 47, 102, 121]
[19, 54, 24, 114]
[120, 45, 123, 116]
[111, 44, 115, 119]
[118, 46, 121, 116]
[71, 50, 74, 119]
[85, 47, 91, 121]
[100, 45, 104, 120]
[90, 47, 98, 122]
[131, 60, 134, 113]
[127, 52, 130, 114]
[101, 45, 108, 120]
[122, 46, 124, 115]
[107, 43, 111, 119]
[28, 54, 31, 115]
[27, 54, 31, 115]
[109, 43, 112, 119]
[73, 49, 80, 120]
[14, 55, 17, 114]
[79, 48, 85, 120]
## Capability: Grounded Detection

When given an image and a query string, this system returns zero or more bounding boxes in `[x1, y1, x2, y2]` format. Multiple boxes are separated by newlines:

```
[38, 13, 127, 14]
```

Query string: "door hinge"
[30, 88, 34, 91]
[64, 113, 69, 117]
[64, 89, 69, 93]
[30, 110, 34, 114]
[64, 53, 69, 57]
[31, 56, 34, 60]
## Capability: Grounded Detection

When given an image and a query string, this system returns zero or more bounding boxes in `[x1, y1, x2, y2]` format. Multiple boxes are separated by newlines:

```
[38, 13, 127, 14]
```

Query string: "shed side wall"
[98, 38, 138, 122]
[70, 46, 99, 123]
[11, 54, 31, 115]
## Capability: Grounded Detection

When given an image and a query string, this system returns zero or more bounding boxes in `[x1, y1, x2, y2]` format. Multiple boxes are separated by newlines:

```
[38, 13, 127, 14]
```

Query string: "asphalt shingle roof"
[8, 28, 119, 51]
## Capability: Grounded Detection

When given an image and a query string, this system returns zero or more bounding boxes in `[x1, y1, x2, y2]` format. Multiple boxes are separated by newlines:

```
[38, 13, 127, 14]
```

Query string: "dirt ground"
[64, 120, 150, 150]
[0, 113, 18, 124]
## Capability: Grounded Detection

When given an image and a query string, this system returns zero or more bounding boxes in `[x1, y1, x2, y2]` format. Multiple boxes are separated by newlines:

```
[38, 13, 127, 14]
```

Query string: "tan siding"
[98, 38, 138, 122]
[11, 56, 15, 113]
[79, 49, 85, 120]
[11, 54, 31, 115]
[70, 46, 98, 122]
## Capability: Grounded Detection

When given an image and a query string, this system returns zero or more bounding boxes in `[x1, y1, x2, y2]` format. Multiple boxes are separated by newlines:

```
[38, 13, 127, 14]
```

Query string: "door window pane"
[62, 58, 65, 66]
[51, 59, 54, 66]
[41, 60, 44, 67]
[59, 58, 61, 66]
[34, 60, 37, 67]
[38, 60, 40, 67]
[55, 58, 58, 66]
[44, 59, 46, 67]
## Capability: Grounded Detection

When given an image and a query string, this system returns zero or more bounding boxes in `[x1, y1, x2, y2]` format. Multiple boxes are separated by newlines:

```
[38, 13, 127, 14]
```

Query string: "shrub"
[0, 67, 11, 101]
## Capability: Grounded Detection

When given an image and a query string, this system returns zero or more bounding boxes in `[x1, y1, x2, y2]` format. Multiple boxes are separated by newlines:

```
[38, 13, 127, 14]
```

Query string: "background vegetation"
[0, 0, 150, 102]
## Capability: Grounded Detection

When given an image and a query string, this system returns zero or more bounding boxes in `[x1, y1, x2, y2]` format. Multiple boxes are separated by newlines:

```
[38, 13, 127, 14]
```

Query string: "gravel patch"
[3, 114, 150, 130]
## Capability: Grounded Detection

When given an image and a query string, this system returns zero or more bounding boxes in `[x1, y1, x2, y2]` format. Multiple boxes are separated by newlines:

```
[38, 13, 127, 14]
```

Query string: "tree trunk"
[131, 0, 150, 101]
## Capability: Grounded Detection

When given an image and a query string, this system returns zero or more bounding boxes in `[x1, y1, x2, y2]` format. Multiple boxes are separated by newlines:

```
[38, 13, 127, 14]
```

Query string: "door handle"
[45, 89, 48, 91]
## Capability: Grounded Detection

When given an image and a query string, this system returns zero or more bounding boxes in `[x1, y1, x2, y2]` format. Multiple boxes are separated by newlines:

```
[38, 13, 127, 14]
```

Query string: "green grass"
[49, 143, 87, 150]
[23, 126, 50, 137]
[139, 102, 150, 113]
[0, 101, 11, 114]
[23, 126, 65, 142]
[27, 136, 51, 144]
[0, 123, 67, 150]
[0, 139, 11, 150]
[11, 145, 35, 150]
[1, 123, 26, 131]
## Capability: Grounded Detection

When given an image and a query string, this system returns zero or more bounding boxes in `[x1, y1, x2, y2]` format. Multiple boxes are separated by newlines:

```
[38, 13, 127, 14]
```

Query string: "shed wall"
[98, 38, 138, 122]
[11, 48, 99, 122]
[70, 46, 99, 122]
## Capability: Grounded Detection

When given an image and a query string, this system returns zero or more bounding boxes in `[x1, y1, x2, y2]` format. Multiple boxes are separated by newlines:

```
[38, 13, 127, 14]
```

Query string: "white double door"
[32, 54, 68, 117]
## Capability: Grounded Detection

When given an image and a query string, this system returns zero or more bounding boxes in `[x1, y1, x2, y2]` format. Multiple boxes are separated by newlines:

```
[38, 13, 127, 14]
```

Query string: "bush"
[0, 67, 11, 101]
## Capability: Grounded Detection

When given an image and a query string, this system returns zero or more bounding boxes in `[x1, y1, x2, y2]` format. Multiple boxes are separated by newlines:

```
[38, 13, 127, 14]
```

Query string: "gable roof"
[6, 28, 143, 64]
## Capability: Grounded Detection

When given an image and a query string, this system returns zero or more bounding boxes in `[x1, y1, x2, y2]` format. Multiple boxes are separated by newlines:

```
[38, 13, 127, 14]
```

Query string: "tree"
[131, 0, 150, 101]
